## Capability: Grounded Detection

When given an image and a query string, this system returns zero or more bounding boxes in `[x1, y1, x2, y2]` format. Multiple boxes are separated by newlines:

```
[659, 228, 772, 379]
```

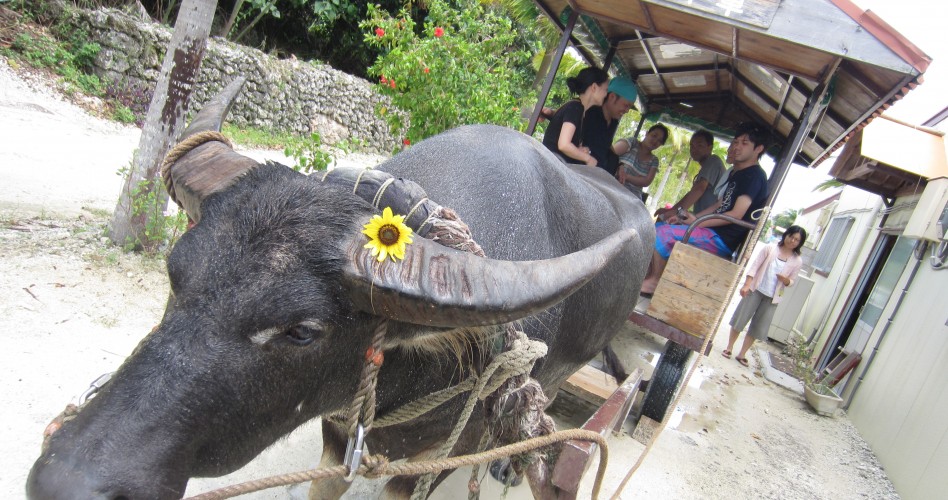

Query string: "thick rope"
[344, 321, 388, 436]
[159, 130, 233, 207]
[410, 332, 548, 499]
[609, 207, 771, 499]
[183, 428, 607, 500]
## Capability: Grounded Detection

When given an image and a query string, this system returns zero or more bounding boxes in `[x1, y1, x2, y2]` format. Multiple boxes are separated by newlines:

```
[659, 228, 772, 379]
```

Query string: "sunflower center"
[378, 224, 400, 245]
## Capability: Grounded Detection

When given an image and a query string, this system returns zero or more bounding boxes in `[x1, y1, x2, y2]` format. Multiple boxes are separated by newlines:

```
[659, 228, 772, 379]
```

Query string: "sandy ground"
[0, 58, 900, 499]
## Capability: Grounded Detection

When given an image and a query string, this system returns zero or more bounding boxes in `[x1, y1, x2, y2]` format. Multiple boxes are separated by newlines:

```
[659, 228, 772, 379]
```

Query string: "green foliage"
[112, 103, 136, 123]
[784, 333, 835, 393]
[361, 0, 534, 143]
[772, 208, 799, 234]
[8, 31, 103, 95]
[813, 178, 843, 192]
[123, 175, 188, 254]
[284, 132, 336, 173]
[221, 123, 301, 150]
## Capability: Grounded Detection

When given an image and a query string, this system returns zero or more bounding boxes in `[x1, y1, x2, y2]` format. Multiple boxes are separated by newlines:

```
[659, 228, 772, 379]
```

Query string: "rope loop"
[160, 131, 233, 207]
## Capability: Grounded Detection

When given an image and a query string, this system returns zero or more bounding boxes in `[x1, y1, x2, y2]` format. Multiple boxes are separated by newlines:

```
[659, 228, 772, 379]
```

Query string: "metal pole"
[526, 10, 579, 136]
[766, 62, 840, 207]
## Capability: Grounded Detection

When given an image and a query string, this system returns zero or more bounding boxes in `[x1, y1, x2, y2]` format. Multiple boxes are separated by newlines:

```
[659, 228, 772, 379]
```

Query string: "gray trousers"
[729, 289, 777, 341]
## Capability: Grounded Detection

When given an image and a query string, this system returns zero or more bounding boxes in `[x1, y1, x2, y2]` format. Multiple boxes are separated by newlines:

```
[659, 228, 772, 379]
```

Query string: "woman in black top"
[542, 67, 609, 166]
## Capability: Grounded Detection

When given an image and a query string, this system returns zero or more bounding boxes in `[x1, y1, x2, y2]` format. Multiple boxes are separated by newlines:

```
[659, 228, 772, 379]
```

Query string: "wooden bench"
[628, 212, 766, 422]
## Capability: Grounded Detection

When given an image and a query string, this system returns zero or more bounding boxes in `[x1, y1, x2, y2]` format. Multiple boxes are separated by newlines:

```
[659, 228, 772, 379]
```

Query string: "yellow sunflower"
[362, 206, 414, 262]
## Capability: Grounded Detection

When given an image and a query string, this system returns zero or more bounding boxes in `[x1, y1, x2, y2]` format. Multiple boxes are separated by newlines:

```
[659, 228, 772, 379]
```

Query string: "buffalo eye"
[284, 323, 323, 346]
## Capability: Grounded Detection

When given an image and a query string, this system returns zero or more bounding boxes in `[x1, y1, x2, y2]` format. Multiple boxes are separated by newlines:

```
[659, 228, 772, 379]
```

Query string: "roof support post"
[526, 9, 579, 136]
[766, 62, 840, 208]
[603, 42, 618, 71]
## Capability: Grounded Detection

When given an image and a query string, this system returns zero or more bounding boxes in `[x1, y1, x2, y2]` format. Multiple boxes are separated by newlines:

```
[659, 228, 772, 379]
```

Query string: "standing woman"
[723, 225, 808, 367]
[542, 67, 609, 166]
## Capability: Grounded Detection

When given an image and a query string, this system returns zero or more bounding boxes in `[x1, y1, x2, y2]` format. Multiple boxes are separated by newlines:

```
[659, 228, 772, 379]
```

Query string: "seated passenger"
[581, 77, 638, 176]
[613, 123, 669, 201]
[655, 129, 725, 219]
[639, 122, 770, 296]
[541, 67, 609, 166]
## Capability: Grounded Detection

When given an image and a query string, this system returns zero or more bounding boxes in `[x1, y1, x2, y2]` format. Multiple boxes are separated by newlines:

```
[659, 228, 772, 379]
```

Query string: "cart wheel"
[489, 458, 522, 486]
[640, 341, 692, 422]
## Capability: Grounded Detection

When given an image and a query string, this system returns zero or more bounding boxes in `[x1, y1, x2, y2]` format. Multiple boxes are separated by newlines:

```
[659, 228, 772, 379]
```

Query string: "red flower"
[380, 76, 387, 84]
[389, 79, 396, 89]
[434, 27, 444, 38]
[423, 67, 430, 74]
[403, 138, 411, 146]
[375, 27, 385, 37]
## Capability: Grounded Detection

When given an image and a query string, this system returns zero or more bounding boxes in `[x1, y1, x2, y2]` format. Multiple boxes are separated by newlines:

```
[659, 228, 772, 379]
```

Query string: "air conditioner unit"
[903, 177, 948, 241]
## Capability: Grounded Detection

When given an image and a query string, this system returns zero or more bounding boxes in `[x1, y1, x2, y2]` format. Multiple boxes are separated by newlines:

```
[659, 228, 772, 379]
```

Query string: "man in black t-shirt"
[582, 77, 637, 175]
[640, 122, 770, 296]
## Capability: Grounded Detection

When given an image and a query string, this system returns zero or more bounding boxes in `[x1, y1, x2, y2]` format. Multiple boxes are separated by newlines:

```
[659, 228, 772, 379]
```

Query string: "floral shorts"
[654, 223, 732, 260]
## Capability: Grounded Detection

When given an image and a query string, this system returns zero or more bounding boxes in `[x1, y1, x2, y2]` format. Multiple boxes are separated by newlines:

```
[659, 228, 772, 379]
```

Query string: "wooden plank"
[647, 279, 722, 339]
[660, 244, 741, 303]
[631, 415, 660, 445]
[627, 311, 712, 354]
[551, 369, 644, 499]
[562, 364, 619, 404]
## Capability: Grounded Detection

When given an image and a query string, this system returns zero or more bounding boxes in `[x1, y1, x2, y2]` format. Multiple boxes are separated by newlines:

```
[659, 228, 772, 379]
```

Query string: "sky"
[769, 0, 946, 215]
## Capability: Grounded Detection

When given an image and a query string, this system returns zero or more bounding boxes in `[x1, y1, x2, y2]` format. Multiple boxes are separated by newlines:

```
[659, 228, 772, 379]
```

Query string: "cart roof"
[533, 0, 930, 166]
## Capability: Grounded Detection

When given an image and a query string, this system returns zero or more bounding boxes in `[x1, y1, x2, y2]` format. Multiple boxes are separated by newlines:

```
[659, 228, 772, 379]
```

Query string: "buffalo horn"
[342, 228, 638, 327]
[163, 77, 261, 222]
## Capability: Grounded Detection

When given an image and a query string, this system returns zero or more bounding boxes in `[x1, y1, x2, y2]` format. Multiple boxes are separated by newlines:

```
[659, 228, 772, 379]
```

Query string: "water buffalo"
[27, 79, 654, 499]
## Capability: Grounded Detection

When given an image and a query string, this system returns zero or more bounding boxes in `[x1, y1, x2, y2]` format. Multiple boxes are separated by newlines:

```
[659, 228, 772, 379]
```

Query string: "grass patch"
[222, 123, 302, 150]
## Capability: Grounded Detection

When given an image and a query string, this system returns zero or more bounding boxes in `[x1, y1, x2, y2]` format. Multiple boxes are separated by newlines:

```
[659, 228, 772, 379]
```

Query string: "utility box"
[768, 275, 814, 344]
[903, 177, 948, 241]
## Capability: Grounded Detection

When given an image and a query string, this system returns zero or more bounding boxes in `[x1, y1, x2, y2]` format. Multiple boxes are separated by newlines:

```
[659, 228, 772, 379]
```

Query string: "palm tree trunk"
[110, 0, 217, 250]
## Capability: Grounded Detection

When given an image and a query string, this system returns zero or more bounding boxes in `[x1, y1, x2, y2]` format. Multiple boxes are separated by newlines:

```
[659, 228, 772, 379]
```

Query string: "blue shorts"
[654, 223, 732, 260]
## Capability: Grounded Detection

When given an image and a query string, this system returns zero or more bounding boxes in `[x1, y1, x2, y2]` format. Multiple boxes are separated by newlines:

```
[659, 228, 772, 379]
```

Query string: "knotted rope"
[184, 428, 608, 500]
[410, 330, 548, 499]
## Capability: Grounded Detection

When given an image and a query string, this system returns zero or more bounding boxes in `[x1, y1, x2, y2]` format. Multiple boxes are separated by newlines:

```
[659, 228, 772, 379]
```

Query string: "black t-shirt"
[711, 164, 769, 251]
[582, 106, 620, 175]
[542, 100, 584, 162]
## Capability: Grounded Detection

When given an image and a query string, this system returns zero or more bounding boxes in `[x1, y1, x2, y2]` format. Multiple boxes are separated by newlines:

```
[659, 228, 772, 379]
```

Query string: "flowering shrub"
[361, 0, 533, 144]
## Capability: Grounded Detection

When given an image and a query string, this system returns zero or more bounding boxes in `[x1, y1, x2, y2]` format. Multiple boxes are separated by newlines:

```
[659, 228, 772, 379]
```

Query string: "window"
[812, 216, 855, 275]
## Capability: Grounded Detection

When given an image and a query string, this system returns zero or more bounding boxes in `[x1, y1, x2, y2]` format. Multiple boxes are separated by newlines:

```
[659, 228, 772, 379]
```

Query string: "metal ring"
[78, 372, 113, 406]
[343, 423, 365, 482]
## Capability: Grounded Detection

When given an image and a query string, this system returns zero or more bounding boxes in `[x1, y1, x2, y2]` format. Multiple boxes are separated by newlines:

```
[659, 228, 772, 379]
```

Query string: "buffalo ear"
[162, 77, 262, 223]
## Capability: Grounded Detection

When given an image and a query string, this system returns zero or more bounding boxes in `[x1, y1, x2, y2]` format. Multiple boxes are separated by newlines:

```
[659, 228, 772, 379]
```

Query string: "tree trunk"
[109, 0, 217, 250]
[218, 0, 244, 38]
[649, 150, 679, 212]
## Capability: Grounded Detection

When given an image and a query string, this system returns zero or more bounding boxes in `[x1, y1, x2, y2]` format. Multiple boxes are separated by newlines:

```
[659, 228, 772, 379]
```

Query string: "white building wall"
[796, 189, 882, 343]
[846, 257, 948, 499]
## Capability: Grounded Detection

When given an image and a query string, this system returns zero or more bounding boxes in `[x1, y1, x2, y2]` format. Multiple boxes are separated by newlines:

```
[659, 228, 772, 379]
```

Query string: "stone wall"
[74, 7, 402, 153]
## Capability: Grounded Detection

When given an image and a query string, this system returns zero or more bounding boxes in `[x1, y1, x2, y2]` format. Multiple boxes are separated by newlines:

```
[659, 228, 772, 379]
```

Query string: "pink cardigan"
[744, 242, 803, 304]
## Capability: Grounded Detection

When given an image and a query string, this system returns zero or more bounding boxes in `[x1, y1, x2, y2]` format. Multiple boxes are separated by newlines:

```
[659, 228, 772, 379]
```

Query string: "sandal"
[736, 357, 749, 367]
[721, 350, 732, 359]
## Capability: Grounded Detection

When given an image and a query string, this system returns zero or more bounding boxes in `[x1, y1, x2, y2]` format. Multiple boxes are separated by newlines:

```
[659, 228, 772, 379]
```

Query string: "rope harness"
[41, 135, 611, 499]
[180, 165, 611, 498]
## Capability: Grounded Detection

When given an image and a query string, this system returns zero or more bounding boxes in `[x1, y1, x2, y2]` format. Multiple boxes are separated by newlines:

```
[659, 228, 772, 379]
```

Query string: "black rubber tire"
[640, 341, 692, 422]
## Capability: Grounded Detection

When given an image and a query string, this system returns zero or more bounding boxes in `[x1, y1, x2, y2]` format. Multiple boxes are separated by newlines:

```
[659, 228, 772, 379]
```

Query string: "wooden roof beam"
[636, 30, 671, 100]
